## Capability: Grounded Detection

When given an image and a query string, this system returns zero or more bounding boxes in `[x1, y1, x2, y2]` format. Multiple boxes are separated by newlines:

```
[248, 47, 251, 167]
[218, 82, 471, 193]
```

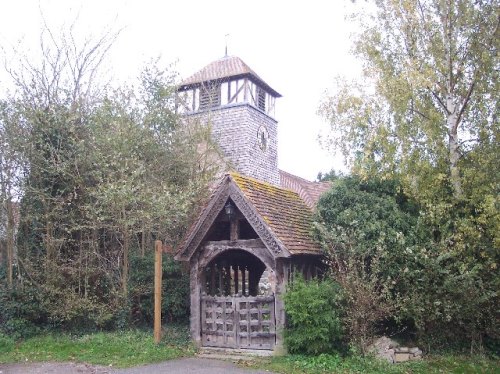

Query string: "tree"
[314, 177, 420, 352]
[319, 1, 499, 351]
[320, 0, 499, 301]
[0, 24, 220, 333]
[321, 0, 499, 200]
[0, 100, 25, 288]
[88, 75, 216, 296]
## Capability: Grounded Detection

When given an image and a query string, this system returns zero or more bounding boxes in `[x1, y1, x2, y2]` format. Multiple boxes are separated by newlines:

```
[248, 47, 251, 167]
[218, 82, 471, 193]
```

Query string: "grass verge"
[0, 324, 195, 368]
[241, 353, 500, 374]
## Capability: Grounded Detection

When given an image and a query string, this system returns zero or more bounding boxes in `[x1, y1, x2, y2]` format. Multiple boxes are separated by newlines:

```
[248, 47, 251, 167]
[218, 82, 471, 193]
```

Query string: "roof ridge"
[181, 55, 256, 84]
[229, 172, 301, 196]
[279, 170, 332, 209]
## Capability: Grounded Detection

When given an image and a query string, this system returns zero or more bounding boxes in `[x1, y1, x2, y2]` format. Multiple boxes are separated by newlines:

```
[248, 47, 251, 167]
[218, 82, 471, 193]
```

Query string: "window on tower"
[199, 83, 221, 110]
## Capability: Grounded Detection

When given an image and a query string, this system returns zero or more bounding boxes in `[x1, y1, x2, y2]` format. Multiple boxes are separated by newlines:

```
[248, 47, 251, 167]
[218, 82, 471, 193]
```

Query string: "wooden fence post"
[154, 240, 162, 344]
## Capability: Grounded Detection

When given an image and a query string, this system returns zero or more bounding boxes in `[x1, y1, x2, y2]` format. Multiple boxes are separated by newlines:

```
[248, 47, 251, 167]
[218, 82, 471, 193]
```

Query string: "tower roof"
[179, 56, 281, 97]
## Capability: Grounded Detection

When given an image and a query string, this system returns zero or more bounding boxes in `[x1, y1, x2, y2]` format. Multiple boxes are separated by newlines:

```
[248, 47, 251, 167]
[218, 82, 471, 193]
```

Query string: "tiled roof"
[279, 170, 331, 209]
[231, 173, 321, 255]
[176, 173, 323, 260]
[180, 56, 281, 97]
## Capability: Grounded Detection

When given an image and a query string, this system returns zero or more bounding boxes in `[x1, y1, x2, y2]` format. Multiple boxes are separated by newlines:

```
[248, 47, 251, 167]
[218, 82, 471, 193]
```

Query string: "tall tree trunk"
[447, 96, 463, 200]
[6, 199, 15, 288]
[122, 229, 129, 296]
[141, 225, 146, 257]
[444, 1, 463, 200]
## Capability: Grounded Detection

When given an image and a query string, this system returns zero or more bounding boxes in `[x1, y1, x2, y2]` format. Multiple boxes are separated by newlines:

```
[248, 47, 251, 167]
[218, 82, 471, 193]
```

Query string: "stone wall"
[186, 103, 280, 185]
[369, 336, 423, 364]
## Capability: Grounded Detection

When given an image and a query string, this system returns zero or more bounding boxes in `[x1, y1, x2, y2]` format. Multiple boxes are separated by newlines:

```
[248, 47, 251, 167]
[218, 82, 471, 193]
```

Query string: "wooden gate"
[201, 295, 276, 349]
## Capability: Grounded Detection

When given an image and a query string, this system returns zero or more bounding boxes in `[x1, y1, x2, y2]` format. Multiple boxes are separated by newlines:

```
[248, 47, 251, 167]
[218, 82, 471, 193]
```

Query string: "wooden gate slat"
[201, 295, 275, 350]
[201, 295, 276, 349]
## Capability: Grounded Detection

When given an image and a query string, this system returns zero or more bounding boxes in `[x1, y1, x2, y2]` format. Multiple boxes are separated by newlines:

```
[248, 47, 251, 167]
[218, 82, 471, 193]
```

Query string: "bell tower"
[177, 56, 281, 185]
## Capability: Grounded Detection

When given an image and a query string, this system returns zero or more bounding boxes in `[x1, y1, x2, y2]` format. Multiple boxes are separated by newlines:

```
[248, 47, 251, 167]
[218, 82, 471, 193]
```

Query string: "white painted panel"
[229, 80, 237, 103]
[268, 96, 275, 117]
[221, 82, 228, 105]
[194, 88, 199, 111]
[236, 79, 245, 103]
[176, 91, 188, 114]
[185, 90, 193, 112]
[249, 82, 256, 106]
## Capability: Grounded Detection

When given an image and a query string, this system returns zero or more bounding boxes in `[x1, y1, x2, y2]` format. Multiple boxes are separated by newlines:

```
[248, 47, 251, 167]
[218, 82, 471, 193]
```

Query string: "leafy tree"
[314, 177, 421, 352]
[0, 25, 220, 334]
[318, 1, 499, 352]
[316, 169, 342, 182]
[321, 0, 498, 199]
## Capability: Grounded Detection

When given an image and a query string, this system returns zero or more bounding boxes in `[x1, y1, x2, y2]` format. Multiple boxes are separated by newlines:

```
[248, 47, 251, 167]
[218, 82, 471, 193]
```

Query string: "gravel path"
[0, 358, 277, 374]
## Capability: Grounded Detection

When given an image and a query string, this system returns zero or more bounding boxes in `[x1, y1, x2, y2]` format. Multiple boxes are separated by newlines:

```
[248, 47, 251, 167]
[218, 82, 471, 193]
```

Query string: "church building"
[175, 55, 331, 352]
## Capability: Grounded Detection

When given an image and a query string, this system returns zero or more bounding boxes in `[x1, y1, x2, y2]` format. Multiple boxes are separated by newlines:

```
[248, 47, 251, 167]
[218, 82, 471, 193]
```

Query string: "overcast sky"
[0, 0, 362, 180]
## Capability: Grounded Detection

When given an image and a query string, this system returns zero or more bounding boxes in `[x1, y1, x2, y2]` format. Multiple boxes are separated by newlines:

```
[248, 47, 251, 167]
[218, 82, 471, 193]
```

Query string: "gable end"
[176, 175, 290, 262]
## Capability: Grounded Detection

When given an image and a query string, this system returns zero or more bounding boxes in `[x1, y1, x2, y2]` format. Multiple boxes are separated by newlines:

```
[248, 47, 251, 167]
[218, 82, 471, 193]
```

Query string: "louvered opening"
[257, 87, 266, 111]
[199, 83, 221, 110]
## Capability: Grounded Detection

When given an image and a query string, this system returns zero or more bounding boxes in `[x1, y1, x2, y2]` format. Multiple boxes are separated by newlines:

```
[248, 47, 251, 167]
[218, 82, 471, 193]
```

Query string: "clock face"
[257, 125, 269, 151]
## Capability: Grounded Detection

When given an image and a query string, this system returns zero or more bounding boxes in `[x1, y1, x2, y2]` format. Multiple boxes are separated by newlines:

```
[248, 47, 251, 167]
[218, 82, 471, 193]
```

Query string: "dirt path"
[0, 358, 277, 374]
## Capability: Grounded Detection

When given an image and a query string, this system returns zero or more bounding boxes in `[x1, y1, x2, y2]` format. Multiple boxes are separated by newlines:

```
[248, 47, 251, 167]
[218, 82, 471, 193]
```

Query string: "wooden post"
[154, 240, 162, 344]
[229, 218, 239, 241]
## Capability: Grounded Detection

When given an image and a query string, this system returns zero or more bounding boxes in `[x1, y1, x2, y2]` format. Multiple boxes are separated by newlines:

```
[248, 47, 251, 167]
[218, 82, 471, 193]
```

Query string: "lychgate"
[175, 173, 326, 352]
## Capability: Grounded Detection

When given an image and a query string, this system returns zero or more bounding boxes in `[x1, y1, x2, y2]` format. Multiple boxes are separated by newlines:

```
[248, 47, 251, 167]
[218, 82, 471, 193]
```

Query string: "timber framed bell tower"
[177, 56, 282, 185]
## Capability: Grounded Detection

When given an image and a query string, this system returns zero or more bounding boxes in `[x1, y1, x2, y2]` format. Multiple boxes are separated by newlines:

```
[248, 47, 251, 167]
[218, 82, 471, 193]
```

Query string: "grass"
[1, 329, 499, 372]
[0, 324, 195, 368]
[242, 353, 500, 374]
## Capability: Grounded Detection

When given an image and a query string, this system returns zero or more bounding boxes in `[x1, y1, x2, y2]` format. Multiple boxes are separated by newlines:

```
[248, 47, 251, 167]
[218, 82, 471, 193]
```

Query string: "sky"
[0, 0, 362, 181]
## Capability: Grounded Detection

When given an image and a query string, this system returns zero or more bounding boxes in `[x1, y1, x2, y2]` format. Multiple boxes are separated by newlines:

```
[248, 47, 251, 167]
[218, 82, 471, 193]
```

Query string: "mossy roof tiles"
[176, 173, 323, 260]
[230, 173, 321, 255]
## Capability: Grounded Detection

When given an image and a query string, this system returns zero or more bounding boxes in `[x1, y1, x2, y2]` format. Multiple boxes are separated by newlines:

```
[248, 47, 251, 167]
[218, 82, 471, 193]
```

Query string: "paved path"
[0, 358, 277, 374]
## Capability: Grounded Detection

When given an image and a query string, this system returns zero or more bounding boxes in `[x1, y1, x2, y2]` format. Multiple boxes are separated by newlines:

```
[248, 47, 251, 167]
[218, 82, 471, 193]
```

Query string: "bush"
[129, 253, 189, 325]
[0, 280, 45, 339]
[0, 250, 190, 337]
[314, 176, 500, 353]
[0, 332, 15, 354]
[283, 277, 343, 355]
[314, 176, 416, 352]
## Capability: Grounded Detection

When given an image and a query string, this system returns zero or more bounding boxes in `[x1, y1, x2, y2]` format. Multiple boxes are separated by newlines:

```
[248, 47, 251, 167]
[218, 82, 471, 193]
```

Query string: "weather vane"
[225, 33, 230, 57]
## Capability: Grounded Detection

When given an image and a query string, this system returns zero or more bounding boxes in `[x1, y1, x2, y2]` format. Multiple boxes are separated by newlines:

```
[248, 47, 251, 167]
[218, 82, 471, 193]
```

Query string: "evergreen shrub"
[283, 276, 343, 355]
[129, 253, 189, 325]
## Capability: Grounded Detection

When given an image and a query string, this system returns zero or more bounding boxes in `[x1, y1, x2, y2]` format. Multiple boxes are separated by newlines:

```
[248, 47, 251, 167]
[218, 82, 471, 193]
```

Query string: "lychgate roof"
[231, 173, 321, 255]
[175, 173, 321, 262]
[179, 56, 281, 97]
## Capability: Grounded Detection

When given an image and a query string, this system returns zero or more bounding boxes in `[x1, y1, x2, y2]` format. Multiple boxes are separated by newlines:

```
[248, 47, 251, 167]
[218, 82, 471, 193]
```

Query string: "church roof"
[175, 173, 322, 261]
[279, 170, 332, 209]
[179, 56, 281, 97]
